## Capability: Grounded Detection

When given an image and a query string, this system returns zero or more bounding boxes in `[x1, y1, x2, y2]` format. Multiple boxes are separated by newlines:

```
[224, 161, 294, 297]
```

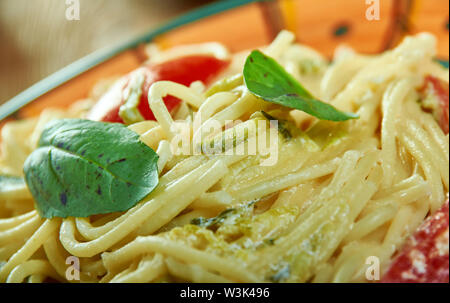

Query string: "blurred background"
[0, 0, 216, 105]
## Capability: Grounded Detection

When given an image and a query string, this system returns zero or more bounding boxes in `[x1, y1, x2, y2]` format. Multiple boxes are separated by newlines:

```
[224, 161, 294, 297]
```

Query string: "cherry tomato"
[382, 200, 449, 283]
[420, 76, 449, 134]
[88, 55, 230, 123]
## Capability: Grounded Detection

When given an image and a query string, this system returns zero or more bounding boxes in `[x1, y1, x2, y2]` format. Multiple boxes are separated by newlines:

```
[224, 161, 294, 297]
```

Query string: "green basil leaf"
[23, 119, 159, 218]
[243, 50, 359, 122]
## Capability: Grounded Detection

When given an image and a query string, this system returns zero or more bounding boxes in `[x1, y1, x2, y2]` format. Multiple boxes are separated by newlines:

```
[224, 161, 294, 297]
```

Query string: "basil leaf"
[23, 119, 159, 218]
[243, 50, 359, 121]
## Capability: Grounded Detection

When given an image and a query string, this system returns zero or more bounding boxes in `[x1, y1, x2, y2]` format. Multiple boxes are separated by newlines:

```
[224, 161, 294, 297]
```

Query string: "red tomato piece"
[420, 76, 449, 134]
[88, 55, 230, 123]
[87, 78, 128, 123]
[148, 55, 231, 87]
[382, 200, 449, 283]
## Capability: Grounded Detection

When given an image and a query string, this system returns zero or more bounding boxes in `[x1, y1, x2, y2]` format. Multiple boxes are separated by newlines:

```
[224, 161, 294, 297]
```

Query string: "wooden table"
[0, 0, 214, 104]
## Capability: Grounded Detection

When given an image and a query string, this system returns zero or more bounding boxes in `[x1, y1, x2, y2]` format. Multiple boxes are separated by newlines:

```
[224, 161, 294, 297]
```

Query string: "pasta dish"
[0, 30, 448, 283]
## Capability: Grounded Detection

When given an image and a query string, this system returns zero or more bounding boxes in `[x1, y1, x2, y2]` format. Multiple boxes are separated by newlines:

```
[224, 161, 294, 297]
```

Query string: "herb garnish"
[260, 111, 292, 139]
[243, 50, 359, 122]
[191, 208, 237, 229]
[23, 119, 159, 218]
[191, 200, 258, 230]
